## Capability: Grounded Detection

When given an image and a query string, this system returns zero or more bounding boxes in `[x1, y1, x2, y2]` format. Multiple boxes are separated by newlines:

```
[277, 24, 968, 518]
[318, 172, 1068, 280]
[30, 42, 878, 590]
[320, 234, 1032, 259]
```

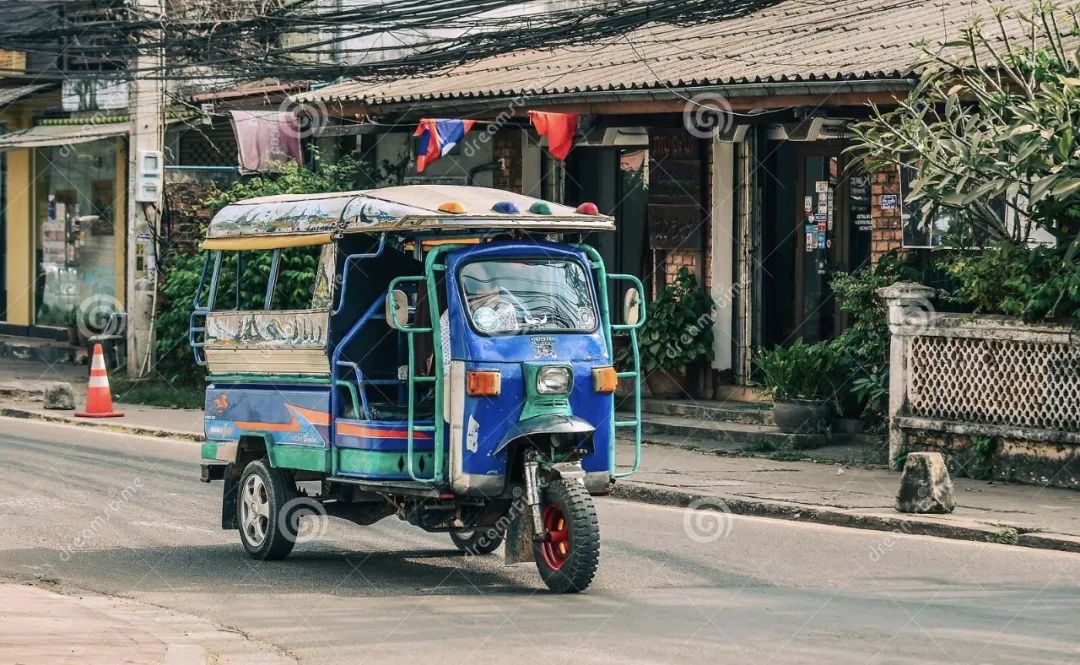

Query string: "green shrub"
[616, 267, 715, 374]
[939, 240, 1080, 321]
[754, 339, 837, 401]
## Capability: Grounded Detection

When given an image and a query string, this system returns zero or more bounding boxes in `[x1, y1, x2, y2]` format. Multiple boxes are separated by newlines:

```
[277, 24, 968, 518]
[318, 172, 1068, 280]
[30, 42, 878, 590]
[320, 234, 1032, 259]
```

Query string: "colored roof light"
[492, 201, 520, 214]
[528, 201, 553, 215]
[438, 200, 467, 214]
[576, 202, 600, 215]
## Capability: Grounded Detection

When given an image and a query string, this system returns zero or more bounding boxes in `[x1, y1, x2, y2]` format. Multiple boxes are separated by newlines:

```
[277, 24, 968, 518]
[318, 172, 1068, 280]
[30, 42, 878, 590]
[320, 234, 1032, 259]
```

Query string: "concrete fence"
[881, 282, 1080, 489]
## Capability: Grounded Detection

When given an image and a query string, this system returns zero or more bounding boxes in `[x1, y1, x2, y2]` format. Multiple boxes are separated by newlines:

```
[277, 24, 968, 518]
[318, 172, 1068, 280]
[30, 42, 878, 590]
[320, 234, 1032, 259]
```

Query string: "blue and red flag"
[413, 118, 475, 172]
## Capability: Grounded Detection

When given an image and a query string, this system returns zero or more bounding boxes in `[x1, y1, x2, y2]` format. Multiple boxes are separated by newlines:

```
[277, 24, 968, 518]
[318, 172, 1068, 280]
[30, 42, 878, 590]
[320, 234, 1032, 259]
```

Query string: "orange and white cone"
[76, 343, 124, 418]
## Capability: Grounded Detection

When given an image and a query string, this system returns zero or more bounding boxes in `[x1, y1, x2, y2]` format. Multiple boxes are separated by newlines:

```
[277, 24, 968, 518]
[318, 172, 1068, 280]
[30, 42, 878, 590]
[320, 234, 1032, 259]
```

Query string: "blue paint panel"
[204, 383, 329, 449]
[458, 360, 613, 478]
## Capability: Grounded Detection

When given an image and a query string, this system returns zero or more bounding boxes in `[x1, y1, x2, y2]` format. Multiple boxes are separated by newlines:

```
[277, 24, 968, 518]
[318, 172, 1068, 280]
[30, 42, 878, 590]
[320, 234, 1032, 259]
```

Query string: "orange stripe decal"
[337, 422, 432, 440]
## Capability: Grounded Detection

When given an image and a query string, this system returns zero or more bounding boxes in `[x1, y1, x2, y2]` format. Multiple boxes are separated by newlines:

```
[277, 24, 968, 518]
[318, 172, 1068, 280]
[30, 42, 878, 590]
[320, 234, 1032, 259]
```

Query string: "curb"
[0, 406, 204, 443]
[611, 481, 1080, 554]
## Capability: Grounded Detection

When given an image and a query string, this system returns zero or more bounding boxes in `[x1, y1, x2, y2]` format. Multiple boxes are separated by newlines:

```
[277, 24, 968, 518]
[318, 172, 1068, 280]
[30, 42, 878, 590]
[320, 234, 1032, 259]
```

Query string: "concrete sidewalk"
[0, 583, 292, 664]
[1, 357, 1078, 553]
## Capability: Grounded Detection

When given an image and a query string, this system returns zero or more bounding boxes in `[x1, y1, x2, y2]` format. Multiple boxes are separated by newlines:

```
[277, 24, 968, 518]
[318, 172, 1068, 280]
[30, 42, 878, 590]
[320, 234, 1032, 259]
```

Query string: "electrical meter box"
[135, 150, 163, 203]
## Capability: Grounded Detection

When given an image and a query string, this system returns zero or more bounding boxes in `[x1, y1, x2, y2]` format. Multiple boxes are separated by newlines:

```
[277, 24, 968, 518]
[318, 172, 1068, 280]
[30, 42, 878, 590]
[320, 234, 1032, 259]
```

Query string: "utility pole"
[126, 0, 164, 377]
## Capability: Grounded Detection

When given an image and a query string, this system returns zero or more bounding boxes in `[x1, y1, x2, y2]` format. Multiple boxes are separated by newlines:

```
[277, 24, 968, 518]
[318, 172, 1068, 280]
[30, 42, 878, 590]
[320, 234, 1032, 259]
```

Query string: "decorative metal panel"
[907, 335, 1080, 431]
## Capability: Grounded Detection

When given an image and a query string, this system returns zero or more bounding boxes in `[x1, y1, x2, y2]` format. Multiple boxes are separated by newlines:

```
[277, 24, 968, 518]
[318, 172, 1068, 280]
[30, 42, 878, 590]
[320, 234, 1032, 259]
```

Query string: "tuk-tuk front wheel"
[237, 459, 298, 561]
[533, 479, 599, 593]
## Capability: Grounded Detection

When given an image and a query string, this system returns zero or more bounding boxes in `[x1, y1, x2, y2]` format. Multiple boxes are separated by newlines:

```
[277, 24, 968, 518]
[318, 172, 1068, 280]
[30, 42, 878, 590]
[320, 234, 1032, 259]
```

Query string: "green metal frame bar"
[385, 243, 466, 484]
[576, 244, 647, 478]
[334, 380, 361, 418]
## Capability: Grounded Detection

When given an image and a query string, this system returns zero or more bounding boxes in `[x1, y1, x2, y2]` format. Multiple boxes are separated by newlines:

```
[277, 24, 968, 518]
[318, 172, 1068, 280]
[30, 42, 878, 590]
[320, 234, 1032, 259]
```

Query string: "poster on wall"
[899, 164, 950, 248]
[849, 173, 872, 232]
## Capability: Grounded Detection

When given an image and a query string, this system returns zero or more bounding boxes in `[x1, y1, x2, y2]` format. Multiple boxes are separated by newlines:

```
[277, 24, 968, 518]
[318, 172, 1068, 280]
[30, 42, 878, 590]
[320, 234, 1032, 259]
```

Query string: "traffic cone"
[76, 343, 124, 418]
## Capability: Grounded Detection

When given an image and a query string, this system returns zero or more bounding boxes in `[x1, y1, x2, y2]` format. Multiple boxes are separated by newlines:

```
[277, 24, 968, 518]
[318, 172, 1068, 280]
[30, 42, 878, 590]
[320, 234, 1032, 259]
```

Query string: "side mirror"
[622, 287, 641, 326]
[385, 289, 409, 329]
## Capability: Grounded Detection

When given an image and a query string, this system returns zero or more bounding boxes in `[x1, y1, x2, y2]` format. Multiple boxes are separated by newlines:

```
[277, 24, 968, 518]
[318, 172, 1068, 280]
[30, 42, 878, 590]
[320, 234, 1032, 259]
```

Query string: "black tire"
[236, 458, 298, 560]
[450, 527, 504, 555]
[532, 479, 599, 593]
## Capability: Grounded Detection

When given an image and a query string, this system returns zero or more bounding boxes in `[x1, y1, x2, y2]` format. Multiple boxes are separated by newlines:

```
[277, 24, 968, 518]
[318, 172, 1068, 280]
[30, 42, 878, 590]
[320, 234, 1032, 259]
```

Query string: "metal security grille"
[907, 335, 1080, 431]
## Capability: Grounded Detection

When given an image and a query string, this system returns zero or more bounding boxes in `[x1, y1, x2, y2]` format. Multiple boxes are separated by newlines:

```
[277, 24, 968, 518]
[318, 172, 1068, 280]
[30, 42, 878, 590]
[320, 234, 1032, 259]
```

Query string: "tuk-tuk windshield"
[459, 259, 598, 335]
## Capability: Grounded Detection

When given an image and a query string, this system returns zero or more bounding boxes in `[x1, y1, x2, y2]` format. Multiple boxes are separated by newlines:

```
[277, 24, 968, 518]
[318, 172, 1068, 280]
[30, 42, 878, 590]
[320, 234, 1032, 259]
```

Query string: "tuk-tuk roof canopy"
[204, 185, 614, 249]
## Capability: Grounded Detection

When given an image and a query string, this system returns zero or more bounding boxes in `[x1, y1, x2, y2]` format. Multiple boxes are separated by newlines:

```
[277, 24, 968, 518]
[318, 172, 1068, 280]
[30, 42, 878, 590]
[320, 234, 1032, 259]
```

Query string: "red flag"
[529, 111, 578, 161]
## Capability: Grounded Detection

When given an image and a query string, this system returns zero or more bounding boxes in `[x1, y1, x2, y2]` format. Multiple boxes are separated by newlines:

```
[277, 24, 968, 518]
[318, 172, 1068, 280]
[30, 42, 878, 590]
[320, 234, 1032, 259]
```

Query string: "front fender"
[493, 414, 596, 456]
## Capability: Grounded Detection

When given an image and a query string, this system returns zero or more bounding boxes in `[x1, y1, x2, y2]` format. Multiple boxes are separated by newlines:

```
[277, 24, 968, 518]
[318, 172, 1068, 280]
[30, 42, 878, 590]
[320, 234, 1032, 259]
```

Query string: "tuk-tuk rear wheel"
[449, 528, 504, 555]
[533, 479, 599, 593]
[237, 459, 298, 561]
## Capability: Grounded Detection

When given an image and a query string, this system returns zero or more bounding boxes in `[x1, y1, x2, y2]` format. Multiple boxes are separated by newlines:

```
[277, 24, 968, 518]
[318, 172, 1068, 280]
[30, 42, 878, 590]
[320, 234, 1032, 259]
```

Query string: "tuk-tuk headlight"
[537, 365, 572, 395]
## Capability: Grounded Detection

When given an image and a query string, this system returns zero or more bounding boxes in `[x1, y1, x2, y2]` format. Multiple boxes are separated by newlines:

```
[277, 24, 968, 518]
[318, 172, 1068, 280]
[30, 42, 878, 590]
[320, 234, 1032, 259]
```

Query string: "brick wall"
[870, 166, 902, 262]
[164, 181, 214, 254]
[663, 249, 700, 285]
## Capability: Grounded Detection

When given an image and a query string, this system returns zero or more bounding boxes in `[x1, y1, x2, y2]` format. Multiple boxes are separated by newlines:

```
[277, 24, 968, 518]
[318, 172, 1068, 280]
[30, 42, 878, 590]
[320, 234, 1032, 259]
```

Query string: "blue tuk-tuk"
[194, 185, 645, 592]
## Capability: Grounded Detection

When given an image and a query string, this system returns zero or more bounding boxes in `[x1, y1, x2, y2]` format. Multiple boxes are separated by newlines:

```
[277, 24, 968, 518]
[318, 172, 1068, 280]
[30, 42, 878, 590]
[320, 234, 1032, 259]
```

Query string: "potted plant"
[618, 267, 715, 398]
[755, 339, 836, 433]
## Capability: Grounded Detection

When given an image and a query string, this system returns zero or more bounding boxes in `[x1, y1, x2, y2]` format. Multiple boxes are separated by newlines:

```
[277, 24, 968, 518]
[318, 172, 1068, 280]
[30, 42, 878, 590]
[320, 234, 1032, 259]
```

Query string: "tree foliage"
[849, 2, 1080, 244]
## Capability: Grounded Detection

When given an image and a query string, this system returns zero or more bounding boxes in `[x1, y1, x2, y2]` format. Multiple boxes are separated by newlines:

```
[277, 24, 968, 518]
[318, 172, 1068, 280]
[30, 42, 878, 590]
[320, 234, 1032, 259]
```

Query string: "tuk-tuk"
[194, 185, 644, 593]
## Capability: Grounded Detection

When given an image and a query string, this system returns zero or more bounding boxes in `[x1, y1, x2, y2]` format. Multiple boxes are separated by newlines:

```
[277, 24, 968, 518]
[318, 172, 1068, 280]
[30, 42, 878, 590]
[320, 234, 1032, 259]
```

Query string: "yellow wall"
[4, 148, 32, 325]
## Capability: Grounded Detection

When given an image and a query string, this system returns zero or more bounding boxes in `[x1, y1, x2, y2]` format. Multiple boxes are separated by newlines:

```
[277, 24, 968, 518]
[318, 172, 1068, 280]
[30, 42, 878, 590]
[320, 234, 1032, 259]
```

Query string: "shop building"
[301, 0, 991, 390]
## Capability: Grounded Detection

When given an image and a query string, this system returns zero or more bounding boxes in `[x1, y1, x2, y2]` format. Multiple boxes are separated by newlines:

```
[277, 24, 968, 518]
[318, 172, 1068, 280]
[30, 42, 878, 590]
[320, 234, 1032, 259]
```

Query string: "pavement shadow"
[2, 543, 543, 598]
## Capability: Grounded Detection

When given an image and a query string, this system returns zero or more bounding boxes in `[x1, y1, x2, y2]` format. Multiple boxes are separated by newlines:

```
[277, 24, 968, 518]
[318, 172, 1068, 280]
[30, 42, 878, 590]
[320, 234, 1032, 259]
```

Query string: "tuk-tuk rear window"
[459, 259, 598, 335]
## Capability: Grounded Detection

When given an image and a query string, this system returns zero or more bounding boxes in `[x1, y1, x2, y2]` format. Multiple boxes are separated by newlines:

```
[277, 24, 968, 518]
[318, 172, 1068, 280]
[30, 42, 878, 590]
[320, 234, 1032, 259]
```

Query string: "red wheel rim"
[540, 504, 570, 570]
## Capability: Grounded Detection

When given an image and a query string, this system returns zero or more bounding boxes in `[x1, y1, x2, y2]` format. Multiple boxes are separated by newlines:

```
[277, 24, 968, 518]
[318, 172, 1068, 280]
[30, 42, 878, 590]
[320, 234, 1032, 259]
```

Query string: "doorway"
[762, 140, 871, 346]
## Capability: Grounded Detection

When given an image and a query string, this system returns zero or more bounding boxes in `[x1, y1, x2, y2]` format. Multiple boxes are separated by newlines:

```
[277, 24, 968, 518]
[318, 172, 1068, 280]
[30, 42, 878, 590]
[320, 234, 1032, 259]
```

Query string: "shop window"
[33, 140, 119, 327]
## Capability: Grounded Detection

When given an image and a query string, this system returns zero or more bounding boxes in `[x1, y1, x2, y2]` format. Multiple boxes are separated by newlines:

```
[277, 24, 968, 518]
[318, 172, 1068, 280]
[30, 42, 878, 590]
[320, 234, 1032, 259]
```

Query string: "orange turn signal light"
[467, 370, 502, 396]
[593, 366, 618, 393]
[438, 200, 467, 214]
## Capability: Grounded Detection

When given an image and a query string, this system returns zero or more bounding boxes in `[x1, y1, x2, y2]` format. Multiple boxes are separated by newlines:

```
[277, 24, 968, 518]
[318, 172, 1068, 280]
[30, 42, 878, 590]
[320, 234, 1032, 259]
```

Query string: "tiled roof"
[304, 0, 1013, 107]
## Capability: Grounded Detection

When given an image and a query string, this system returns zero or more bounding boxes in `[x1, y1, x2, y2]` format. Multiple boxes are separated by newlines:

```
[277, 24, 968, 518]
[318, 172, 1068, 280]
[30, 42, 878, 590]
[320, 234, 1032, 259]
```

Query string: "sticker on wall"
[804, 196, 813, 213]
[805, 232, 814, 252]
[815, 180, 829, 194]
[881, 194, 898, 210]
[817, 231, 826, 247]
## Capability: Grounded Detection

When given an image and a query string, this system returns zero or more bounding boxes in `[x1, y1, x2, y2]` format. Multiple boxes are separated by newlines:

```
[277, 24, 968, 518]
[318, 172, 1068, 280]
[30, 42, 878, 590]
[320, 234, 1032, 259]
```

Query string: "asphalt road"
[0, 417, 1077, 665]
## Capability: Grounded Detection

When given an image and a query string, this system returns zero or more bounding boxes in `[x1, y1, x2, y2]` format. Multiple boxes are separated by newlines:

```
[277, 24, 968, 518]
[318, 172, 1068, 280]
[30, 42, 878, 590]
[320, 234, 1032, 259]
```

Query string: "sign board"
[648, 130, 704, 250]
